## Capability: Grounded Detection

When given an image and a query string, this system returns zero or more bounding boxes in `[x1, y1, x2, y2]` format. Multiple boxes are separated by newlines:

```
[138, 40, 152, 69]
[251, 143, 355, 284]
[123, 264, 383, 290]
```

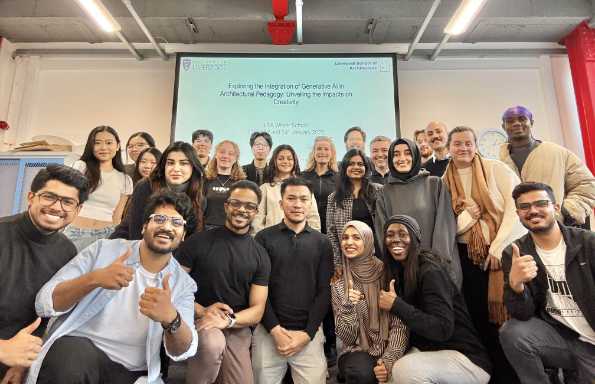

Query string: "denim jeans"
[63, 225, 115, 252]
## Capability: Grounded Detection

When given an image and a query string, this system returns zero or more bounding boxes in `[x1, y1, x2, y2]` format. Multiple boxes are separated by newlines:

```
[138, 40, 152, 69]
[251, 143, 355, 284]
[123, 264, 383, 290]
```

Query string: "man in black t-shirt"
[177, 180, 271, 384]
[0, 165, 89, 382]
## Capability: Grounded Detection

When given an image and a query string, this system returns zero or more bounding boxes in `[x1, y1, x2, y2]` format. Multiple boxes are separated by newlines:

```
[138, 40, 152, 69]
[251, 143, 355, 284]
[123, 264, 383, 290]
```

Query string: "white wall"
[1, 49, 584, 161]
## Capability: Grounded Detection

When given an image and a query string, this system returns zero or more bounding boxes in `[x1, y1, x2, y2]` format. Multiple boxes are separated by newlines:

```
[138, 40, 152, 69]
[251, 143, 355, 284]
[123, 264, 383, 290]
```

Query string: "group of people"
[0, 105, 594, 384]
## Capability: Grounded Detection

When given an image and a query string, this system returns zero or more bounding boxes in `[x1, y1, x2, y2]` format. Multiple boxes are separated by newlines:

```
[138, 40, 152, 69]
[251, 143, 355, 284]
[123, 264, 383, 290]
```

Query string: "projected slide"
[172, 54, 398, 165]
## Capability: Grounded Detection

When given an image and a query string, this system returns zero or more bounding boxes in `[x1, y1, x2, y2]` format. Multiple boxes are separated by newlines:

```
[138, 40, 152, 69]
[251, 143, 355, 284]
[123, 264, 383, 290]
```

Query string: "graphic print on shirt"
[543, 263, 583, 318]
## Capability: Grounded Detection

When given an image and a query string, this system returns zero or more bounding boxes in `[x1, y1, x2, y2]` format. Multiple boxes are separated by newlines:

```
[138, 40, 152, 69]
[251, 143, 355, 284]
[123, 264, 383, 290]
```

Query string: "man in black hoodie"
[500, 182, 595, 383]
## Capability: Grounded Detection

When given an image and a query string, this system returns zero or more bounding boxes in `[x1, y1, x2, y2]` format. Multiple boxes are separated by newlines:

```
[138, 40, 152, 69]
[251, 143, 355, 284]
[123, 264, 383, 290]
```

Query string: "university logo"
[182, 58, 191, 71]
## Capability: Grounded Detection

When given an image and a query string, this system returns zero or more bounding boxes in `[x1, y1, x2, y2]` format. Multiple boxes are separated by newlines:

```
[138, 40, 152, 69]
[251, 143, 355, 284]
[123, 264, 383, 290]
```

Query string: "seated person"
[500, 182, 595, 383]
[332, 221, 408, 384]
[0, 164, 89, 382]
[28, 190, 198, 384]
[379, 214, 492, 384]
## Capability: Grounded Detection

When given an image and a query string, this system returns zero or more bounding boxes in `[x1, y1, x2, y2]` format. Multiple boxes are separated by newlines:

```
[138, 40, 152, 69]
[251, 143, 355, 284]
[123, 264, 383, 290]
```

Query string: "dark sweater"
[203, 176, 233, 227]
[110, 178, 153, 240]
[255, 222, 333, 339]
[300, 169, 337, 234]
[389, 259, 492, 375]
[421, 157, 450, 177]
[0, 213, 77, 373]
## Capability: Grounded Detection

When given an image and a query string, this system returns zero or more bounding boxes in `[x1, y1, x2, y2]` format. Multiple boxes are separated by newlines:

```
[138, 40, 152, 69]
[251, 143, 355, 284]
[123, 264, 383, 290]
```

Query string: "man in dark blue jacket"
[500, 182, 595, 384]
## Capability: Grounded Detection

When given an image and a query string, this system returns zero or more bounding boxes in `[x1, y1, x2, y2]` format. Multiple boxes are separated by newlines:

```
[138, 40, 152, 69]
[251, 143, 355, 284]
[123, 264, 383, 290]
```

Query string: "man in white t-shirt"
[500, 182, 595, 384]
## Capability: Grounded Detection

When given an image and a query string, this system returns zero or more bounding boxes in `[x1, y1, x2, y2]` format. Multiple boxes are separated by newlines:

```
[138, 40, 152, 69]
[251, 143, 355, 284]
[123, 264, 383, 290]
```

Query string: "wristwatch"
[162, 311, 181, 334]
[226, 312, 237, 328]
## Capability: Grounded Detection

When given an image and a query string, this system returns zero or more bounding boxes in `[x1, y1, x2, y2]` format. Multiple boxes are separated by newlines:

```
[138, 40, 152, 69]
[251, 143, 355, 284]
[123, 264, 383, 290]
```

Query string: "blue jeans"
[63, 225, 115, 252]
[499, 317, 595, 384]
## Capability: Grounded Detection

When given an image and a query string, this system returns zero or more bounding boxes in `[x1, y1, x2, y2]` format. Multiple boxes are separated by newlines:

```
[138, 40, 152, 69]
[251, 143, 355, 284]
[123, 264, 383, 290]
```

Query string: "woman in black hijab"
[374, 138, 462, 288]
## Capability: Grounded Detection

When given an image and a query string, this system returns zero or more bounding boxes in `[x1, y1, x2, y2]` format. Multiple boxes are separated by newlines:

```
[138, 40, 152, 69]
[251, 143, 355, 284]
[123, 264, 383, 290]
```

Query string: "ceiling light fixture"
[443, 0, 488, 36]
[75, 0, 121, 33]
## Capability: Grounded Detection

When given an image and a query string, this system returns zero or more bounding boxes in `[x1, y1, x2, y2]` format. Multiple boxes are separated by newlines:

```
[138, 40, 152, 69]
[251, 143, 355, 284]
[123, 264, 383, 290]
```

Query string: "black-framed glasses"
[516, 199, 552, 212]
[33, 192, 79, 212]
[149, 214, 186, 228]
[226, 199, 258, 213]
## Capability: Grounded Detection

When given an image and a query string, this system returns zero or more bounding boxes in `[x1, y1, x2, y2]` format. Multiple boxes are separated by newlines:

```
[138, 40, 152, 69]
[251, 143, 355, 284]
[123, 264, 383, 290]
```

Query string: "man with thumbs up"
[27, 190, 198, 384]
[500, 182, 595, 383]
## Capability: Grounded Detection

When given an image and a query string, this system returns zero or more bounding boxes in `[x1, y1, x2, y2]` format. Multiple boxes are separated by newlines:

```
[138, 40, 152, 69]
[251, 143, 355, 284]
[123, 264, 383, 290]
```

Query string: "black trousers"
[338, 351, 378, 384]
[37, 336, 146, 384]
[459, 243, 519, 384]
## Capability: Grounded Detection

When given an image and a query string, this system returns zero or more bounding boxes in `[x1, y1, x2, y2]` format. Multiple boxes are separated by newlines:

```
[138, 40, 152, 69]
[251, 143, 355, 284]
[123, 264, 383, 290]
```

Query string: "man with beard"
[252, 177, 333, 383]
[29, 191, 198, 384]
[243, 132, 272, 186]
[414, 129, 434, 164]
[369, 136, 391, 185]
[499, 106, 595, 229]
[191, 129, 213, 167]
[500, 182, 595, 383]
[0, 165, 89, 382]
[422, 121, 450, 177]
[177, 180, 270, 384]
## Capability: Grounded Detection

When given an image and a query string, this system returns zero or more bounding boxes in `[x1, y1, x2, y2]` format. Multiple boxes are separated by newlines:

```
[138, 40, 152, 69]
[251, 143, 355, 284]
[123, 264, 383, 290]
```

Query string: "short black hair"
[126, 132, 156, 149]
[191, 129, 213, 143]
[250, 131, 273, 148]
[512, 182, 556, 204]
[280, 177, 313, 197]
[142, 189, 196, 232]
[344, 126, 366, 143]
[226, 180, 262, 204]
[31, 164, 90, 203]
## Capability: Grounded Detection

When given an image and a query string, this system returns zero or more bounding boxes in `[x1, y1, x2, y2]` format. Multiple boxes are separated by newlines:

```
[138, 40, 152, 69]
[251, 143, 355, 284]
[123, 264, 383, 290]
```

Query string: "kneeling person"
[253, 177, 333, 384]
[28, 190, 198, 384]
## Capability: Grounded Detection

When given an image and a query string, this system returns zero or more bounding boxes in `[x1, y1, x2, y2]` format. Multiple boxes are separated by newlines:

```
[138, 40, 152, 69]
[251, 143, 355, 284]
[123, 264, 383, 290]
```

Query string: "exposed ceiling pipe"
[430, 33, 450, 60]
[114, 30, 143, 60]
[404, 0, 441, 60]
[296, 0, 304, 44]
[121, 0, 168, 60]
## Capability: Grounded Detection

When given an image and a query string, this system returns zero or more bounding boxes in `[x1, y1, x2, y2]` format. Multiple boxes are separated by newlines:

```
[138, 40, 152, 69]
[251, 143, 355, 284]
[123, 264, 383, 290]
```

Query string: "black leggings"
[37, 336, 147, 384]
[338, 351, 378, 384]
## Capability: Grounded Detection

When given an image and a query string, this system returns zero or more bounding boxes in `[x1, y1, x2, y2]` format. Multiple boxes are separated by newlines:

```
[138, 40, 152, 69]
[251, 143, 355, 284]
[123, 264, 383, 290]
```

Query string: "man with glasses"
[499, 182, 595, 383]
[192, 129, 214, 167]
[177, 180, 270, 384]
[499, 106, 595, 229]
[0, 165, 89, 382]
[252, 177, 332, 383]
[243, 132, 272, 186]
[29, 190, 198, 384]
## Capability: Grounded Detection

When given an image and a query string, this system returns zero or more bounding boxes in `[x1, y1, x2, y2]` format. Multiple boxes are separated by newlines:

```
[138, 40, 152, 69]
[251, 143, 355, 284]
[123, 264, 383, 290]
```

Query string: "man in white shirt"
[500, 182, 595, 384]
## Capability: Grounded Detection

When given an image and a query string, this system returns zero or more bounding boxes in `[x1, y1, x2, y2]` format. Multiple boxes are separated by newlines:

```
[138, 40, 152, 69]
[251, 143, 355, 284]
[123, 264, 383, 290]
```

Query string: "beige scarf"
[341, 220, 390, 350]
[444, 154, 509, 325]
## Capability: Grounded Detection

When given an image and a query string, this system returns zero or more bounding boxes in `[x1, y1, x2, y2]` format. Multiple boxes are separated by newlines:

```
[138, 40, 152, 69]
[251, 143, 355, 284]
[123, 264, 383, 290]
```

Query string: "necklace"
[217, 174, 232, 188]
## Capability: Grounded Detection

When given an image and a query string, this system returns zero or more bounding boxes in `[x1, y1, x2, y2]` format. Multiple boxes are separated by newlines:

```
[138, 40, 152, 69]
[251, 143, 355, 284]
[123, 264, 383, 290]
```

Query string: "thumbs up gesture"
[347, 279, 365, 304]
[379, 279, 397, 311]
[373, 359, 389, 383]
[139, 274, 177, 325]
[92, 248, 134, 290]
[509, 243, 538, 294]
[0, 318, 42, 368]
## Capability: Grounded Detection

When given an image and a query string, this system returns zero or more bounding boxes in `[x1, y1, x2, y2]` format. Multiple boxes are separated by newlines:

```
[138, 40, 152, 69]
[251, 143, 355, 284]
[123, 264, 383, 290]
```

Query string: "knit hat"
[383, 214, 422, 242]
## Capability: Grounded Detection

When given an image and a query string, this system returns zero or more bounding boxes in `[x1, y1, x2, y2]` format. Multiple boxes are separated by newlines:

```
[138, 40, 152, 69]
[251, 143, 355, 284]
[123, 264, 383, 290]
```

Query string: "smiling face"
[280, 184, 311, 225]
[193, 134, 212, 160]
[384, 223, 411, 262]
[392, 143, 413, 173]
[515, 190, 559, 234]
[425, 122, 448, 151]
[341, 226, 365, 259]
[370, 140, 390, 170]
[346, 155, 366, 181]
[165, 151, 192, 185]
[252, 136, 271, 161]
[127, 135, 150, 162]
[27, 179, 81, 232]
[138, 152, 158, 178]
[142, 204, 186, 254]
[449, 130, 477, 168]
[216, 142, 238, 172]
[415, 132, 433, 158]
[224, 188, 259, 233]
[503, 115, 533, 144]
[93, 130, 119, 163]
[314, 140, 332, 166]
[346, 130, 365, 151]
[275, 149, 295, 178]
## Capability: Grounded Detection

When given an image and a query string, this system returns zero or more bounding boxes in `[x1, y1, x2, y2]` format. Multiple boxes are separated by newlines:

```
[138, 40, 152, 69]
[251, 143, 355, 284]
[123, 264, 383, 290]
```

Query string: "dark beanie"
[383, 214, 422, 242]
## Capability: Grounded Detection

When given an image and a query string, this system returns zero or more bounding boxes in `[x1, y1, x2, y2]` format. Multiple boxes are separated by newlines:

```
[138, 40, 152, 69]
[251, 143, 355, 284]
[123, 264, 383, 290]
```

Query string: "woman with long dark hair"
[375, 138, 462, 288]
[379, 214, 492, 384]
[111, 141, 203, 240]
[327, 149, 383, 266]
[124, 132, 156, 177]
[65, 126, 133, 250]
[252, 144, 320, 233]
[332, 220, 407, 384]
[203, 140, 246, 229]
[131, 147, 162, 185]
[301, 136, 339, 234]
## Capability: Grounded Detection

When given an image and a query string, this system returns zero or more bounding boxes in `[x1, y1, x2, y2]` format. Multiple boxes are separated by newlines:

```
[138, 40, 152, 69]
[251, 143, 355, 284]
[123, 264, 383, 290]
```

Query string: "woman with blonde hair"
[203, 140, 246, 229]
[301, 136, 339, 234]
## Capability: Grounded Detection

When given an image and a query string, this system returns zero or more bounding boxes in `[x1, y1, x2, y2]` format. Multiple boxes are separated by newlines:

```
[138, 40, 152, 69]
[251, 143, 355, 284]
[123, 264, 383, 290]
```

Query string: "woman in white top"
[253, 144, 320, 233]
[442, 126, 526, 383]
[65, 126, 133, 251]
